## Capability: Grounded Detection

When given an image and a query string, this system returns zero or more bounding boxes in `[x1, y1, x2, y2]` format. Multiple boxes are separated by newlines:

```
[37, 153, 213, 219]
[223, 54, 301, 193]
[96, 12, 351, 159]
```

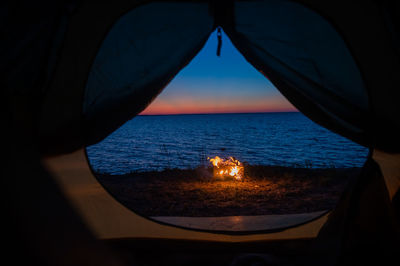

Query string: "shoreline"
[94, 165, 360, 217]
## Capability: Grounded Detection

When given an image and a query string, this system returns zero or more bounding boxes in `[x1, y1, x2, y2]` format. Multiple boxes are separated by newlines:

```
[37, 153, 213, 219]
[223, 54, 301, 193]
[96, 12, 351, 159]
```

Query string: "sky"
[140, 29, 297, 115]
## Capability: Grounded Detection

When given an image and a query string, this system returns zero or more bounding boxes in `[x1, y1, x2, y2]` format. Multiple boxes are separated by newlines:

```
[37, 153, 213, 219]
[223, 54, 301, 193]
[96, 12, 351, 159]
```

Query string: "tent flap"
[225, 0, 371, 147]
[38, 1, 214, 153]
[83, 2, 214, 144]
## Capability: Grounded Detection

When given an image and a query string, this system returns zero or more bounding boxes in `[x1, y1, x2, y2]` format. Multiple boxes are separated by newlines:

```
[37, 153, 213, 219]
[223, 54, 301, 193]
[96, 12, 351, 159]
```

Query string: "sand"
[94, 165, 360, 217]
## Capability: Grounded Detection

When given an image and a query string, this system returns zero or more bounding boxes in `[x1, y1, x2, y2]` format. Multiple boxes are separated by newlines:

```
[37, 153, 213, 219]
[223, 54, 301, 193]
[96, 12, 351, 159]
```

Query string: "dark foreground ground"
[95, 165, 360, 217]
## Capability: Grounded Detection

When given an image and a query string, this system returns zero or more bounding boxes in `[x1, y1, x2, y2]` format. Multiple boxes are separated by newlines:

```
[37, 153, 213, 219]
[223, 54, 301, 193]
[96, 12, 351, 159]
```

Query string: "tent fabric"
[311, 157, 400, 265]
[37, 1, 158, 154]
[303, 0, 400, 152]
[1, 2, 75, 149]
[218, 1, 400, 262]
[34, 0, 400, 155]
[227, 0, 369, 146]
[4, 145, 124, 266]
[80, 1, 399, 263]
[3, 0, 400, 265]
[224, 0, 400, 152]
[83, 2, 214, 144]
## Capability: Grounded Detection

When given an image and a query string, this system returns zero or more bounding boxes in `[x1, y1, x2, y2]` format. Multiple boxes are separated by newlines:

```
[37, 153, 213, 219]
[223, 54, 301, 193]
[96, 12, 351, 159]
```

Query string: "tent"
[3, 0, 399, 265]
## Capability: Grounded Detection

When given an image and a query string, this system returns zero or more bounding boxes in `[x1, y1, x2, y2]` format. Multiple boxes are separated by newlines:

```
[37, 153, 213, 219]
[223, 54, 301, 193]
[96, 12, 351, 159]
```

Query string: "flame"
[207, 156, 244, 180]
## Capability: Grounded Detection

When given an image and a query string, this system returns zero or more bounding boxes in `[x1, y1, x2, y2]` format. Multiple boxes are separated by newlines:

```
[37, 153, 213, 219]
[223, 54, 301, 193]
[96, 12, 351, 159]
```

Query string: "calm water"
[86, 112, 369, 174]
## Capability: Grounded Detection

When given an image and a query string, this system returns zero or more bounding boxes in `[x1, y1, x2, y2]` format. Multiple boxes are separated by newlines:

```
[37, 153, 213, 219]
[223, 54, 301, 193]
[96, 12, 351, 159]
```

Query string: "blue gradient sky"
[141, 29, 296, 115]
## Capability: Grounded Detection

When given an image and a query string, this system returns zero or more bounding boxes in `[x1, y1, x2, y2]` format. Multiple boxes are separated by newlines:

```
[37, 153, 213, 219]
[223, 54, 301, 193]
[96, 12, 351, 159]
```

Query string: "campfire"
[208, 156, 244, 180]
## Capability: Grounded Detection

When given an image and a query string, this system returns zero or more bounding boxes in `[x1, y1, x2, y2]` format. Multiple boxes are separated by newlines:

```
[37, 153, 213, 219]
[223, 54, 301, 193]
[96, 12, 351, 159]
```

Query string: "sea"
[86, 112, 369, 175]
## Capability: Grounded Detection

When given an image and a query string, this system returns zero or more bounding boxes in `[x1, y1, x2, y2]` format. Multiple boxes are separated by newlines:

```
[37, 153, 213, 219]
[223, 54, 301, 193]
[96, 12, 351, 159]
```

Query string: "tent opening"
[85, 29, 369, 233]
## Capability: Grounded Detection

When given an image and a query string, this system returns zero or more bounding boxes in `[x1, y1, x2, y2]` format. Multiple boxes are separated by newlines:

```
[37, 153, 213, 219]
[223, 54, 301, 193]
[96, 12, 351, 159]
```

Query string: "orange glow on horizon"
[140, 96, 297, 115]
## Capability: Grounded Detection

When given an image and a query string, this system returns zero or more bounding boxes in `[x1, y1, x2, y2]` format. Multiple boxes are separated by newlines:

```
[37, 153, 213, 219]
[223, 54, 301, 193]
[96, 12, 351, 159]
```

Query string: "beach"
[94, 165, 360, 217]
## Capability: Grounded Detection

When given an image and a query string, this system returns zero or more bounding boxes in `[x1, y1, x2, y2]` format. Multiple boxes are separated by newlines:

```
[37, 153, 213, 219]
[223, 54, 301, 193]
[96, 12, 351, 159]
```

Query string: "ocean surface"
[86, 112, 369, 175]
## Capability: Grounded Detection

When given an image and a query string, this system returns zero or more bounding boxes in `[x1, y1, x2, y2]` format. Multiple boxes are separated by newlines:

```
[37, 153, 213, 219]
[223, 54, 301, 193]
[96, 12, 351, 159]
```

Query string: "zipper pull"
[216, 27, 222, 57]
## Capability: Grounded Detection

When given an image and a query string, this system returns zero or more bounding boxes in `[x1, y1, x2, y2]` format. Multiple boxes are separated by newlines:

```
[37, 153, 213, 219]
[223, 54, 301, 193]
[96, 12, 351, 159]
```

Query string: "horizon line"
[139, 110, 299, 116]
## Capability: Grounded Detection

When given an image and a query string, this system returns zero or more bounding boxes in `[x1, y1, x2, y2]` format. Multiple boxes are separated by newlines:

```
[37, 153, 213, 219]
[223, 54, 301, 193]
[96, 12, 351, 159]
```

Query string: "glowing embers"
[208, 156, 244, 180]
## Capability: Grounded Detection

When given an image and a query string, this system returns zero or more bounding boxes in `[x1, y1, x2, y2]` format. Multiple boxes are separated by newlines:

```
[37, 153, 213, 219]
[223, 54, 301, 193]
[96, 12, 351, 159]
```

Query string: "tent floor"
[151, 211, 326, 232]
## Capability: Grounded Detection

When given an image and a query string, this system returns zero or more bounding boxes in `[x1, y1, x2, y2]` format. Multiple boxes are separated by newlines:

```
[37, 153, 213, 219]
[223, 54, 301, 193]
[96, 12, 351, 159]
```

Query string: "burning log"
[208, 156, 244, 180]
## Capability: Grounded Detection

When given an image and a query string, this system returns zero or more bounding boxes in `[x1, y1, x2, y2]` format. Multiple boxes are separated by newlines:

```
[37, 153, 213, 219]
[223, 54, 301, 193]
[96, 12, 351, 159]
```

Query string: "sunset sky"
[140, 30, 297, 115]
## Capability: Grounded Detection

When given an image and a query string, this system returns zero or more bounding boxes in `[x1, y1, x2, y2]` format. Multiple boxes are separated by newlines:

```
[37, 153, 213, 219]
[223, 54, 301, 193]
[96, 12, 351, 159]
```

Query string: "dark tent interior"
[3, 1, 400, 265]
